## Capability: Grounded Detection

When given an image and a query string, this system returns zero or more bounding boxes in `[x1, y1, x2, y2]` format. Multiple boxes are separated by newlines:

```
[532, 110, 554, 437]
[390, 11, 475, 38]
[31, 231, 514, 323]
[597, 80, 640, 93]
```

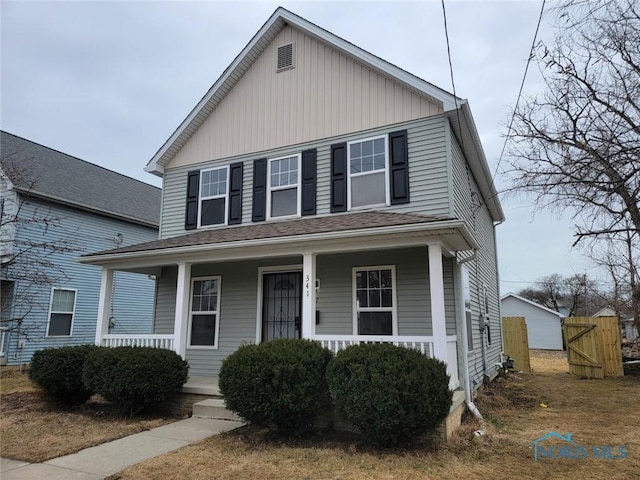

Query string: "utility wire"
[493, 0, 547, 180]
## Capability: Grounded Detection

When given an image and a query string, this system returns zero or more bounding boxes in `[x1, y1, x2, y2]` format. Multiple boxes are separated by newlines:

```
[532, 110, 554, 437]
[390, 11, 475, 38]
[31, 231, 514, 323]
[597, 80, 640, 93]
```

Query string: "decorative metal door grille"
[262, 272, 302, 341]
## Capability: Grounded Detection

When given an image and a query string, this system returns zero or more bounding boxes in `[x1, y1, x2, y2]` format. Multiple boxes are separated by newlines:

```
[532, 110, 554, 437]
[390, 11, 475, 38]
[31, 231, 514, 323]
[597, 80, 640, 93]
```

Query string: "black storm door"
[262, 272, 302, 341]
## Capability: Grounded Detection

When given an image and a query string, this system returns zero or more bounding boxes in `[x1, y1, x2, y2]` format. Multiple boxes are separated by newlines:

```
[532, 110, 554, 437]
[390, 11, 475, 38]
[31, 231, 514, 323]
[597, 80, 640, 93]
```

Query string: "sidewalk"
[1, 417, 242, 480]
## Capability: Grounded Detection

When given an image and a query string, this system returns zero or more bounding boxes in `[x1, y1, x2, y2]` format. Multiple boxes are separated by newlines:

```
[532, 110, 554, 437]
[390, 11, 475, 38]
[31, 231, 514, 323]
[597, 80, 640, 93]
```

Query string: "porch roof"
[79, 211, 478, 267]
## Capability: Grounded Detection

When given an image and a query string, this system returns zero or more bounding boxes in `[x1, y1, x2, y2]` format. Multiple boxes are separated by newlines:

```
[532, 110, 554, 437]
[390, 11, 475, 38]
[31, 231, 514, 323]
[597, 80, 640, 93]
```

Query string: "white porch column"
[95, 268, 113, 346]
[174, 262, 192, 358]
[301, 253, 317, 339]
[428, 244, 448, 363]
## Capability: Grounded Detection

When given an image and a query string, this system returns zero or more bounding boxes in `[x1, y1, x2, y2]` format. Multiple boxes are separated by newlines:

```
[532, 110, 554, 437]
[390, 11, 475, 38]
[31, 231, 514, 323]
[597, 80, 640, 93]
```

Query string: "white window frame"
[347, 135, 390, 210]
[46, 287, 77, 337]
[187, 276, 222, 350]
[266, 153, 301, 220]
[483, 283, 492, 346]
[352, 265, 398, 336]
[198, 166, 229, 228]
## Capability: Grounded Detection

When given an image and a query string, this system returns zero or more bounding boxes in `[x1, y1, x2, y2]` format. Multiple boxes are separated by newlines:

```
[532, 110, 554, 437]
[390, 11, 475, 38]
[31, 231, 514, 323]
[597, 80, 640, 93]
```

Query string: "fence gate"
[564, 317, 623, 378]
[502, 317, 531, 372]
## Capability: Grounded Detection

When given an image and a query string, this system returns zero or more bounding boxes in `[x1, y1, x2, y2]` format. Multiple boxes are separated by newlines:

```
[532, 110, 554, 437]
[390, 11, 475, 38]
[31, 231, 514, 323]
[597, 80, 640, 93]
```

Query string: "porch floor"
[183, 376, 220, 396]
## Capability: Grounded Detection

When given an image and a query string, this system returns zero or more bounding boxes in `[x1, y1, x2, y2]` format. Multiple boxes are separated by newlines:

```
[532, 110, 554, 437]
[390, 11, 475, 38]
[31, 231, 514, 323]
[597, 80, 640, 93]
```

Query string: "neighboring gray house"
[0, 132, 161, 365]
[81, 7, 505, 406]
[501, 293, 564, 350]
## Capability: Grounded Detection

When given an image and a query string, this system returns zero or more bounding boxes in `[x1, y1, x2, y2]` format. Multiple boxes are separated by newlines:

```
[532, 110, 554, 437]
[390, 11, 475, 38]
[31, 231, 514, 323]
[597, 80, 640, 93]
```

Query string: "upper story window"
[47, 288, 76, 337]
[348, 135, 389, 209]
[268, 154, 301, 219]
[199, 166, 229, 227]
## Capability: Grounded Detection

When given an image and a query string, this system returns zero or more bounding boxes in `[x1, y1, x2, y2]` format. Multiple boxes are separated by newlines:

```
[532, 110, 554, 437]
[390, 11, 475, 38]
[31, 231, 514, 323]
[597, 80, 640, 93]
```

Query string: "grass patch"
[0, 369, 179, 462]
[0, 366, 37, 394]
[110, 352, 640, 480]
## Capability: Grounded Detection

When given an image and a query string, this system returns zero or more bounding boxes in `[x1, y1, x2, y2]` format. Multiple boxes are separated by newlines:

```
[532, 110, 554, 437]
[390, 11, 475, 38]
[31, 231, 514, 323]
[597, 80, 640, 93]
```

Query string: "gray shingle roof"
[1, 131, 161, 227]
[85, 211, 452, 257]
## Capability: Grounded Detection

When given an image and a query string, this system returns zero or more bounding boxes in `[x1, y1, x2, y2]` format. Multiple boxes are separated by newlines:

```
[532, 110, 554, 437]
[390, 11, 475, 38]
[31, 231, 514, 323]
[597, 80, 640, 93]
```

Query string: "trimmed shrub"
[326, 343, 453, 447]
[82, 347, 188, 416]
[29, 344, 99, 406]
[219, 339, 333, 435]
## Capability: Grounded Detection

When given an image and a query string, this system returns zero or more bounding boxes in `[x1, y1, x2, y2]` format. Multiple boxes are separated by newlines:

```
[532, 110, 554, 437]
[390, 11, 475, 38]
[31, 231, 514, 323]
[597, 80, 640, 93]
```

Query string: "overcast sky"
[1, 0, 605, 294]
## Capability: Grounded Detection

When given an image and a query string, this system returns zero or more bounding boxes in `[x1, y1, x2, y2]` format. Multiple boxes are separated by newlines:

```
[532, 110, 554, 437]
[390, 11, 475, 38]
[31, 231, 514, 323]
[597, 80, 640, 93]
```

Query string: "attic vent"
[276, 42, 295, 72]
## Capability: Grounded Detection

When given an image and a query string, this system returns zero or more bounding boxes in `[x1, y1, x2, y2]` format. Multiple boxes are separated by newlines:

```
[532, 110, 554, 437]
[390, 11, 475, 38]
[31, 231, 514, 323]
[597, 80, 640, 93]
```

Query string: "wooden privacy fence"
[564, 317, 623, 378]
[502, 317, 531, 372]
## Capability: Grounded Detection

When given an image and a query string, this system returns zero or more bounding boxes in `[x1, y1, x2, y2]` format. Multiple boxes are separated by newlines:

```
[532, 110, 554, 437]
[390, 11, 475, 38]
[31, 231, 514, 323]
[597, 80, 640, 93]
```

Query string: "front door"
[262, 272, 302, 341]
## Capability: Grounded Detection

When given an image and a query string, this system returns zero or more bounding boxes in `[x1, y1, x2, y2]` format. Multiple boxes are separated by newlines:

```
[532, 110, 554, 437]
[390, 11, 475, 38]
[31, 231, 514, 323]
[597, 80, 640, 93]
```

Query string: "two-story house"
[0, 132, 161, 365]
[81, 8, 505, 409]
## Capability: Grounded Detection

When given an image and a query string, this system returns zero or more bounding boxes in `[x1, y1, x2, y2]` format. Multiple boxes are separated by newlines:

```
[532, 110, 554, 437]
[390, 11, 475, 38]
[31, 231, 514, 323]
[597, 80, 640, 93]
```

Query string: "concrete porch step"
[192, 398, 242, 422]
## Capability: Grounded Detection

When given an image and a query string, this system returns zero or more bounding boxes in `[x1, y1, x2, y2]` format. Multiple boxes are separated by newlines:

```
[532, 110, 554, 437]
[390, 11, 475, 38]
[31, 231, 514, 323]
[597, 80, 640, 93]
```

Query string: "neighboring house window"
[199, 167, 229, 227]
[348, 136, 389, 209]
[463, 267, 473, 351]
[268, 154, 300, 218]
[353, 266, 396, 335]
[47, 288, 76, 336]
[189, 277, 221, 348]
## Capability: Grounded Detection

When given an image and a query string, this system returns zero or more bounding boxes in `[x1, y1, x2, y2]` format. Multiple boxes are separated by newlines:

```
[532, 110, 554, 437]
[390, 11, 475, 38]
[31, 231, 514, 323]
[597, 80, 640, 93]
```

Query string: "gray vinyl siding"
[154, 266, 177, 334]
[152, 247, 457, 376]
[451, 134, 502, 388]
[159, 115, 452, 239]
[3, 196, 157, 365]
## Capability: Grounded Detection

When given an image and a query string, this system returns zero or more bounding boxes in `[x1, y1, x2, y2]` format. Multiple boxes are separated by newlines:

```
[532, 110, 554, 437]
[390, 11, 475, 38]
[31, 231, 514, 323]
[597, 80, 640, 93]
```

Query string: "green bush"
[219, 339, 333, 435]
[326, 343, 453, 447]
[83, 347, 188, 416]
[29, 344, 99, 406]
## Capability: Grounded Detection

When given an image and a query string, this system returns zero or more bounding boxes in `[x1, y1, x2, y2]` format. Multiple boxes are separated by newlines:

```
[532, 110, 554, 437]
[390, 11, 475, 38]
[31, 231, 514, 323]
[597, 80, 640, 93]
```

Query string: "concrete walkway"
[1, 417, 242, 480]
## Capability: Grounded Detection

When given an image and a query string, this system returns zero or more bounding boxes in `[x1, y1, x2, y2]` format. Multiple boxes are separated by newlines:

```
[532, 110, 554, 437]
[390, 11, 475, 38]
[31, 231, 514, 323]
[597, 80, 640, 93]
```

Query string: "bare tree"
[589, 226, 640, 331]
[1, 157, 78, 339]
[518, 273, 603, 317]
[506, 0, 640, 242]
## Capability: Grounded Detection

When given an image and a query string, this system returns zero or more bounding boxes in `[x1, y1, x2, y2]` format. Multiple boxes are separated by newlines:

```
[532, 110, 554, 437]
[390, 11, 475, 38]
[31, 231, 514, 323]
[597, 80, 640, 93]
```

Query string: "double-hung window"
[189, 277, 221, 348]
[353, 266, 396, 335]
[199, 167, 229, 227]
[47, 288, 76, 336]
[268, 154, 300, 218]
[348, 136, 389, 209]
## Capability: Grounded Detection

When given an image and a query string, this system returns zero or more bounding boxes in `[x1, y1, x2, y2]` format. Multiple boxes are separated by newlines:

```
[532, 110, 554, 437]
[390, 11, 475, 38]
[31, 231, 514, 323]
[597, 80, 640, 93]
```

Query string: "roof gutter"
[13, 187, 159, 229]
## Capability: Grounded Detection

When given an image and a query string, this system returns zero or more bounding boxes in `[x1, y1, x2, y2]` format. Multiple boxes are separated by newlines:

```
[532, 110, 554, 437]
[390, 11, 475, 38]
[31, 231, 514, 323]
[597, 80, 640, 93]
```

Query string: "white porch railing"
[100, 334, 175, 350]
[314, 335, 435, 357]
[315, 334, 459, 390]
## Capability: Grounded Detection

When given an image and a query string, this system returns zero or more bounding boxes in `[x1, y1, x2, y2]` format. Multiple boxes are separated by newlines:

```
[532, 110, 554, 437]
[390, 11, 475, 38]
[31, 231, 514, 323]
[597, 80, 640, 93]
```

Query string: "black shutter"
[185, 170, 200, 230]
[252, 158, 267, 222]
[389, 130, 409, 205]
[228, 162, 243, 225]
[301, 149, 317, 216]
[330, 143, 347, 213]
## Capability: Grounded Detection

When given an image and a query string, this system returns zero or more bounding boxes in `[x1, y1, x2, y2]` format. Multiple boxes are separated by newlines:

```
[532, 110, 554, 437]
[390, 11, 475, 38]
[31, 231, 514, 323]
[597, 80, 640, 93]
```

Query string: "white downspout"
[457, 251, 483, 421]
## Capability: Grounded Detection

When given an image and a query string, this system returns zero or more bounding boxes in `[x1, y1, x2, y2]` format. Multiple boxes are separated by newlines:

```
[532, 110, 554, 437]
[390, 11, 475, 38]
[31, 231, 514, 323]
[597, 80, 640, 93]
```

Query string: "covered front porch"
[81, 212, 478, 392]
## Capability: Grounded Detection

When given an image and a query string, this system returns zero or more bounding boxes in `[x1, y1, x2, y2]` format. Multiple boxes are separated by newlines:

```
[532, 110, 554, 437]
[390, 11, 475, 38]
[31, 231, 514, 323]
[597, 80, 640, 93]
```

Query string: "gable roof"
[1, 131, 161, 228]
[500, 292, 563, 317]
[144, 7, 459, 177]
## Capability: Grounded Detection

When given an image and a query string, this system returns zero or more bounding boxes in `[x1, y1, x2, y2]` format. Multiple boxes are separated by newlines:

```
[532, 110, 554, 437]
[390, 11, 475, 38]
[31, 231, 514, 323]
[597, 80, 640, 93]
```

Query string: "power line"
[493, 0, 547, 180]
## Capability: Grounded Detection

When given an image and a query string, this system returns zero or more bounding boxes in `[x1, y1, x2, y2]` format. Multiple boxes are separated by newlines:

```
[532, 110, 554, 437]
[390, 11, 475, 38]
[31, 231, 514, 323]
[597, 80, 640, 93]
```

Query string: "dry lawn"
[111, 351, 640, 480]
[0, 367, 177, 462]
